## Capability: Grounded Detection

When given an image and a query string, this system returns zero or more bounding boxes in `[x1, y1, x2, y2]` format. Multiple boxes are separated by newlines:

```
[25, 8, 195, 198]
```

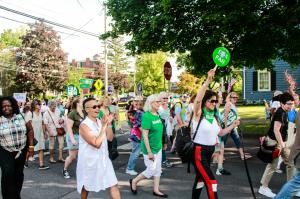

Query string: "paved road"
[1, 131, 299, 199]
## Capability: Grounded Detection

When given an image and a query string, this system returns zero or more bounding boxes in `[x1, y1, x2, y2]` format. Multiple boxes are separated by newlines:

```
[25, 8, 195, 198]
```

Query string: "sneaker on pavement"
[126, 169, 138, 176]
[24, 162, 28, 168]
[216, 168, 231, 175]
[39, 165, 49, 170]
[62, 169, 71, 179]
[275, 169, 283, 174]
[28, 157, 35, 161]
[258, 186, 276, 198]
[162, 160, 173, 168]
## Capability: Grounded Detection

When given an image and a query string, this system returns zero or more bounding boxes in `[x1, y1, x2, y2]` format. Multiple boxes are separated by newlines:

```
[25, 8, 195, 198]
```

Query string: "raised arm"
[194, 69, 216, 118]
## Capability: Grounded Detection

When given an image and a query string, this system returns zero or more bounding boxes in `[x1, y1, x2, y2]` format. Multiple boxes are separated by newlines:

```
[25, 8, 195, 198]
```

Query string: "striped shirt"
[0, 114, 27, 152]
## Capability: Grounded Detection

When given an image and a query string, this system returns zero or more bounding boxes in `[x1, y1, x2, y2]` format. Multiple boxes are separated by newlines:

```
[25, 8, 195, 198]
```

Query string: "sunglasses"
[154, 101, 161, 103]
[231, 96, 238, 99]
[162, 97, 168, 99]
[209, 100, 218, 104]
[86, 105, 101, 109]
[286, 102, 294, 106]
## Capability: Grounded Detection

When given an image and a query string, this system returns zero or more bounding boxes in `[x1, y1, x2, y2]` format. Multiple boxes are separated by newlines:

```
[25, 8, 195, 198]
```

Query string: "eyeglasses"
[209, 100, 218, 104]
[286, 102, 294, 106]
[86, 105, 101, 109]
[162, 97, 168, 100]
[231, 96, 238, 99]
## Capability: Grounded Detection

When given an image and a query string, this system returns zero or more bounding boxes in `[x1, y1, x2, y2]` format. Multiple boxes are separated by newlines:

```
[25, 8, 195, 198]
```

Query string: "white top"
[193, 118, 221, 146]
[271, 101, 281, 109]
[76, 117, 118, 193]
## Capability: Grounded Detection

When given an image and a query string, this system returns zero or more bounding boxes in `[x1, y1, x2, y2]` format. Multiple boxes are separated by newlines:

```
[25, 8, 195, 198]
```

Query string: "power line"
[0, 5, 100, 38]
[62, 12, 102, 40]
[0, 15, 80, 37]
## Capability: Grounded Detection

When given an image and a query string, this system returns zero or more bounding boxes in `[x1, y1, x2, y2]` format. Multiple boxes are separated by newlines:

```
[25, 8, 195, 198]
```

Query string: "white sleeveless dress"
[76, 117, 118, 193]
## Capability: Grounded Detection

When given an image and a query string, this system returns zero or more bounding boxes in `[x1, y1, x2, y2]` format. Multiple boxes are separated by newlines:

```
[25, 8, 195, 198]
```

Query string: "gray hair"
[143, 94, 159, 112]
[158, 92, 168, 100]
[48, 100, 57, 107]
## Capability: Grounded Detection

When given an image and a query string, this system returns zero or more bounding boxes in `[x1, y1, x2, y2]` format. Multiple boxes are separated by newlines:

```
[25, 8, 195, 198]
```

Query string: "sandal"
[49, 159, 56, 163]
[57, 159, 65, 163]
[241, 154, 252, 160]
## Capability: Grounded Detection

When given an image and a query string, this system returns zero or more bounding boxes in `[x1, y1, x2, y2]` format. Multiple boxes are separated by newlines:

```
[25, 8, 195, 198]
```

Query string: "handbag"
[48, 111, 65, 136]
[257, 136, 278, 163]
[108, 136, 119, 160]
[176, 112, 201, 163]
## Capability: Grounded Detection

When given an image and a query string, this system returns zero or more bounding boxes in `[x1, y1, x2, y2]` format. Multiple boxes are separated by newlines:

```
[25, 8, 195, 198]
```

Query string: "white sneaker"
[275, 169, 283, 174]
[295, 191, 300, 197]
[126, 169, 138, 176]
[258, 186, 276, 198]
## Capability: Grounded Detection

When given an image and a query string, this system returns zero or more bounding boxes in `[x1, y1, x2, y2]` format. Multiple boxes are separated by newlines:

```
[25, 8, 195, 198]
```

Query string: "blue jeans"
[221, 128, 241, 148]
[127, 141, 141, 170]
[274, 169, 300, 199]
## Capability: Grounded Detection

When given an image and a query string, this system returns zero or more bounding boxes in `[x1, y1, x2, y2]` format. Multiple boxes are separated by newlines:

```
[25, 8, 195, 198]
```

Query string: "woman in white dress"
[77, 97, 120, 199]
[31, 100, 49, 170]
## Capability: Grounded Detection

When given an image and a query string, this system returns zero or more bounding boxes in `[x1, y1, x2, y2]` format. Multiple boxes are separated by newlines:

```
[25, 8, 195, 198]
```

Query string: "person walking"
[158, 92, 173, 168]
[274, 110, 300, 199]
[77, 97, 120, 199]
[0, 96, 34, 199]
[222, 92, 252, 160]
[258, 92, 295, 198]
[126, 100, 144, 175]
[192, 69, 240, 199]
[44, 100, 65, 163]
[130, 94, 168, 198]
[63, 98, 84, 178]
[31, 100, 49, 170]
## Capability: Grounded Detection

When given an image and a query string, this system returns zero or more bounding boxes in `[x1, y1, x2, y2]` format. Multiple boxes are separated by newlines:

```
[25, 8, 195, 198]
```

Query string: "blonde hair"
[143, 94, 159, 112]
[226, 92, 237, 103]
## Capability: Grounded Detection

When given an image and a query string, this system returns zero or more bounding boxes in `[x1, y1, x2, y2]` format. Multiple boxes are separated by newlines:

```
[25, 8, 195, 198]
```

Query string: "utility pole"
[104, 2, 108, 96]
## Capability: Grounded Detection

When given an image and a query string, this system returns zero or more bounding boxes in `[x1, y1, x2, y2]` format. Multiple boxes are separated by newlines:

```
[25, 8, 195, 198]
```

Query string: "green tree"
[0, 28, 25, 95]
[107, 36, 129, 73]
[176, 72, 204, 95]
[104, 0, 300, 76]
[16, 22, 67, 96]
[66, 66, 85, 94]
[135, 52, 167, 95]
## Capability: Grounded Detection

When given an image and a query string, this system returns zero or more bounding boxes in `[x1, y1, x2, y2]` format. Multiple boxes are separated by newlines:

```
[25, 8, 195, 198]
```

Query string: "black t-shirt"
[267, 107, 288, 141]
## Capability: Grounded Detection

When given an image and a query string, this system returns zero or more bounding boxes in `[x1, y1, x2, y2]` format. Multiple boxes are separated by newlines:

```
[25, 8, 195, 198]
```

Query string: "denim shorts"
[66, 134, 79, 150]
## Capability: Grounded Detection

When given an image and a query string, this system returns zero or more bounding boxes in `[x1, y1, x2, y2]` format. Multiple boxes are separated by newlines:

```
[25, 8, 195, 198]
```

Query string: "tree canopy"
[16, 22, 67, 95]
[135, 52, 167, 95]
[104, 0, 300, 75]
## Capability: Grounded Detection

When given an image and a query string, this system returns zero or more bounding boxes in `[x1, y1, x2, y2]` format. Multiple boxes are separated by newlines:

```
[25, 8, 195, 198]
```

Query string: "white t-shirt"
[193, 118, 221, 146]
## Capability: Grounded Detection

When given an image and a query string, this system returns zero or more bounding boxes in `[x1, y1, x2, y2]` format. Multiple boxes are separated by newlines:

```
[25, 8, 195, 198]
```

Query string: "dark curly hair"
[0, 96, 20, 117]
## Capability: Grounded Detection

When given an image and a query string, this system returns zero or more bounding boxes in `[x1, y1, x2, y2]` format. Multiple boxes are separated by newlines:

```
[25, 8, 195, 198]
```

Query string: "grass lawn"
[118, 105, 269, 137]
[237, 105, 270, 136]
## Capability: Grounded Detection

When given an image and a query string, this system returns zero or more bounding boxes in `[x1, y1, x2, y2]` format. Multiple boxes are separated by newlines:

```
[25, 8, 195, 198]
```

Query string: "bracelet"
[29, 146, 34, 148]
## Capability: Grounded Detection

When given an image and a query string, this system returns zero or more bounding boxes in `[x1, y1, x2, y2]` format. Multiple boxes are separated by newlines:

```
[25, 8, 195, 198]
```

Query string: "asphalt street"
[1, 130, 299, 199]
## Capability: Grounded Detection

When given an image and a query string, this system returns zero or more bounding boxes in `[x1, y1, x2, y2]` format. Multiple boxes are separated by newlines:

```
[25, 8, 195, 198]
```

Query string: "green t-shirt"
[67, 110, 83, 135]
[97, 108, 116, 133]
[141, 111, 163, 155]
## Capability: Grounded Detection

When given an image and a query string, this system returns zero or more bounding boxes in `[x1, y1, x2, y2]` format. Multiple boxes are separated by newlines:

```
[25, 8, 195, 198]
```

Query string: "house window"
[258, 70, 271, 91]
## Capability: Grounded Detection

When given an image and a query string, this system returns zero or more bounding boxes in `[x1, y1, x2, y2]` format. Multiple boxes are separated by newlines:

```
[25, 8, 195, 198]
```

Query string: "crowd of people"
[1, 68, 300, 199]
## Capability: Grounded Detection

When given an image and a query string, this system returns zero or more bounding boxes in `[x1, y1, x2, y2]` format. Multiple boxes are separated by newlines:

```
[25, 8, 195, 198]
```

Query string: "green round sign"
[212, 47, 231, 67]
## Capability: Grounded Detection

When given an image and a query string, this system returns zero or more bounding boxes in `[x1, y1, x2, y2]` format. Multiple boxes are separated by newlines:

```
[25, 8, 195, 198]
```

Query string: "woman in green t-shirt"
[130, 94, 168, 198]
